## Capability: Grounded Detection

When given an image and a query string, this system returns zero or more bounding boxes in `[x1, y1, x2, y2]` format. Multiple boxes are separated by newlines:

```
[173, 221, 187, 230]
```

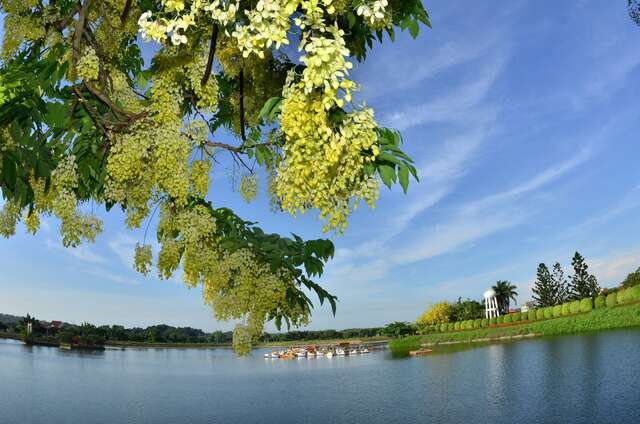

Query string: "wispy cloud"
[107, 233, 138, 269]
[563, 184, 640, 239]
[590, 247, 640, 286]
[45, 239, 108, 265]
[84, 267, 139, 286]
[329, 147, 595, 287]
[382, 54, 506, 131]
[462, 143, 596, 214]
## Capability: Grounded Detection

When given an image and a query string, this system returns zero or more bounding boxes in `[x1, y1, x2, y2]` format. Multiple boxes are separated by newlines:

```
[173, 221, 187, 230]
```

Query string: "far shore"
[1, 333, 390, 350]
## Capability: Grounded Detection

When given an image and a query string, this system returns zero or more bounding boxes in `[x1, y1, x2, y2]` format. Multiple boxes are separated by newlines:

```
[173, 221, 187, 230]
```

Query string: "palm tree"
[492, 280, 518, 314]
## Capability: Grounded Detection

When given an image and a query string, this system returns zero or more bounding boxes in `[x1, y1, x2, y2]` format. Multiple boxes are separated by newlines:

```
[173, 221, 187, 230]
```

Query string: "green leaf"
[398, 164, 409, 193]
[258, 97, 282, 124]
[409, 19, 420, 39]
[378, 164, 396, 189]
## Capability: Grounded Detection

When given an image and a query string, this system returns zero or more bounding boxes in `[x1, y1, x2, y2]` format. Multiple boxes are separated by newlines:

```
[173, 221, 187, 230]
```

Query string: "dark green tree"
[449, 298, 485, 321]
[382, 322, 416, 337]
[568, 252, 600, 299]
[493, 280, 518, 314]
[620, 267, 640, 289]
[532, 264, 557, 307]
[551, 262, 569, 304]
[629, 0, 640, 25]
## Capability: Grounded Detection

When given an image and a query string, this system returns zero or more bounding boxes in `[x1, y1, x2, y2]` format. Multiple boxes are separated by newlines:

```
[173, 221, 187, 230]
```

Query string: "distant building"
[49, 321, 62, 329]
[521, 301, 536, 313]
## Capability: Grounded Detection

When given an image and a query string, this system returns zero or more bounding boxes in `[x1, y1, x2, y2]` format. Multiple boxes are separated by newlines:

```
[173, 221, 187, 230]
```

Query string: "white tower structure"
[484, 289, 500, 319]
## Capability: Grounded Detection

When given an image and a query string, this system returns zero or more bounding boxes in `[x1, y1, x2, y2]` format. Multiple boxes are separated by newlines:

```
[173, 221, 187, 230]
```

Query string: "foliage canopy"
[0, 0, 428, 353]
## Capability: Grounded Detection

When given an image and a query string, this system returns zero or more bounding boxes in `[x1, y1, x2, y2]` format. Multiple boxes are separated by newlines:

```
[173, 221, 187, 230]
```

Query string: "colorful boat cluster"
[264, 346, 370, 359]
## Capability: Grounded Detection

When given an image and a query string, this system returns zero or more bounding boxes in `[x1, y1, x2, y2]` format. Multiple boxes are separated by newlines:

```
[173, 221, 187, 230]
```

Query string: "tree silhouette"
[532, 264, 556, 307]
[629, 0, 640, 25]
[493, 280, 518, 314]
[568, 252, 600, 299]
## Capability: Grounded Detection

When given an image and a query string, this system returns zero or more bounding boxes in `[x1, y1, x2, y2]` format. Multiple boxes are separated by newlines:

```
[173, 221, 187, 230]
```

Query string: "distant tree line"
[0, 315, 386, 345]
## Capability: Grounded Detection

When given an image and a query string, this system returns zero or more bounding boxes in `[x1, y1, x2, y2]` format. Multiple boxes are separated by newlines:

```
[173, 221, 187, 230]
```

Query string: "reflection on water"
[1, 330, 640, 424]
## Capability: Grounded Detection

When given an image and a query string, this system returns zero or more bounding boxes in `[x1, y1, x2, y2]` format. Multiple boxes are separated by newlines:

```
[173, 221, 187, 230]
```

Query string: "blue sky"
[1, 1, 640, 332]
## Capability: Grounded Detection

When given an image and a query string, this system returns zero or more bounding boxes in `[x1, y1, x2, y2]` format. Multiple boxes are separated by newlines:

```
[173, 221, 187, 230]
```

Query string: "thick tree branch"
[201, 25, 219, 87]
[72, 0, 91, 67]
[83, 81, 130, 119]
[73, 86, 110, 141]
[120, 0, 134, 25]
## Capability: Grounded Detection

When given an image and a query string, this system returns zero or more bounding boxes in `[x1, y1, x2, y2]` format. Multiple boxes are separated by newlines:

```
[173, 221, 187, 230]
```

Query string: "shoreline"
[1, 334, 390, 351]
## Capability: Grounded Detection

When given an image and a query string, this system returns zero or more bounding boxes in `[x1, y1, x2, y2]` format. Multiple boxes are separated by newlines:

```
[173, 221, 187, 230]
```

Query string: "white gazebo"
[484, 288, 500, 319]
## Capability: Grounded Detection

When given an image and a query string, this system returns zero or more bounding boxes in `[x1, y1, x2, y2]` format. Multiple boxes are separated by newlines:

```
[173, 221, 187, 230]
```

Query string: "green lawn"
[419, 301, 640, 345]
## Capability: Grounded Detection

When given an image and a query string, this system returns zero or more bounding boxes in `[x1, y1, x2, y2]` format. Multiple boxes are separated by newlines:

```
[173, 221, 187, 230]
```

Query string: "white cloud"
[590, 248, 640, 286]
[45, 239, 108, 264]
[381, 54, 506, 131]
[462, 143, 596, 214]
[84, 267, 138, 286]
[107, 233, 138, 268]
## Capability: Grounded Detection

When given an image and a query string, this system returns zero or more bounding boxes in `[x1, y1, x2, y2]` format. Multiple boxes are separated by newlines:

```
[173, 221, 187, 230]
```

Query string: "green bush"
[497, 315, 504, 324]
[454, 321, 461, 330]
[461, 320, 469, 330]
[570, 300, 581, 314]
[536, 309, 545, 320]
[579, 298, 593, 313]
[503, 314, 512, 324]
[520, 312, 529, 321]
[562, 303, 571, 316]
[618, 287, 637, 304]
[474, 319, 482, 329]
[512, 312, 522, 322]
[606, 292, 617, 308]
[543, 307, 553, 319]
[553, 305, 563, 318]
[481, 319, 489, 328]
[489, 317, 497, 325]
[594, 296, 606, 309]
[528, 309, 537, 321]
[439, 323, 446, 332]
[629, 285, 640, 301]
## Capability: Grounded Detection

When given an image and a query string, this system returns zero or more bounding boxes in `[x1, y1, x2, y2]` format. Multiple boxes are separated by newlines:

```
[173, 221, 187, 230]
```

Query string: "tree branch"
[201, 25, 219, 87]
[83, 81, 130, 119]
[72, 0, 91, 68]
[120, 0, 133, 25]
[239, 68, 247, 141]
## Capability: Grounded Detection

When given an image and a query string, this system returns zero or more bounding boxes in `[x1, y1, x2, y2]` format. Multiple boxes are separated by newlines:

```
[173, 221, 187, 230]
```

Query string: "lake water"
[2, 329, 640, 423]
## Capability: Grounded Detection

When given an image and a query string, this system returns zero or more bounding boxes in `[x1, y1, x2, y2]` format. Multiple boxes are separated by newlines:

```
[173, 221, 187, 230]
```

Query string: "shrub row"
[422, 286, 640, 334]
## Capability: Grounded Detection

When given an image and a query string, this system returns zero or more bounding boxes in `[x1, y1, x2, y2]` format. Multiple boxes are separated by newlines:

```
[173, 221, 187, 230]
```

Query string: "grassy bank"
[388, 336, 422, 357]
[420, 301, 640, 345]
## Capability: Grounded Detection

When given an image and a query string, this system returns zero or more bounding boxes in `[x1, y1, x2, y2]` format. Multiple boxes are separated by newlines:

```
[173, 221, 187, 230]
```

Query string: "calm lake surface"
[2, 329, 640, 424]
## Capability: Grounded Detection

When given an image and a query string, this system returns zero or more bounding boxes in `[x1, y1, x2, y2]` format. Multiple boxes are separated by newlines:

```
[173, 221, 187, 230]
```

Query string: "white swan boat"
[335, 348, 345, 356]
